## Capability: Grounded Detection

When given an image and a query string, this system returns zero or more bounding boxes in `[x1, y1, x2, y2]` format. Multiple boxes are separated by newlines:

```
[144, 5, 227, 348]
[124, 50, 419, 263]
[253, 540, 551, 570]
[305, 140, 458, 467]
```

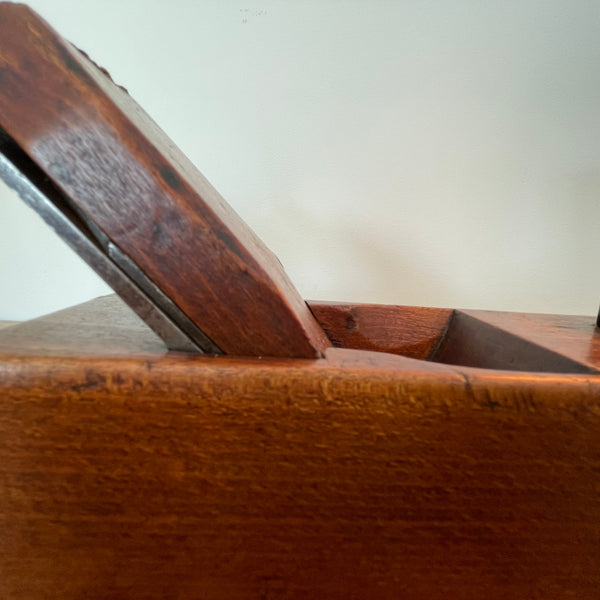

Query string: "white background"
[1, 0, 600, 320]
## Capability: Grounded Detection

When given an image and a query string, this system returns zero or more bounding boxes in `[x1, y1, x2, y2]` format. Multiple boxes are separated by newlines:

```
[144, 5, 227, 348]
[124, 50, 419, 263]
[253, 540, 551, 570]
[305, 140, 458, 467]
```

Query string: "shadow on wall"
[257, 195, 454, 308]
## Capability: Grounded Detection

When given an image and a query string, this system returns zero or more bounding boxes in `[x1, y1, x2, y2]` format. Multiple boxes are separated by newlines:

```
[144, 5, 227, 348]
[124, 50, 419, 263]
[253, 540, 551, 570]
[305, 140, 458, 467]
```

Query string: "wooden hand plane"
[0, 4, 598, 598]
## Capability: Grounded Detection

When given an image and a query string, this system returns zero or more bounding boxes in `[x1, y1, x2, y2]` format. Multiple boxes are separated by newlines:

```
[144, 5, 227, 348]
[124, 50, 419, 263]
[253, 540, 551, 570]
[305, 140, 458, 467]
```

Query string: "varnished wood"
[0, 339, 599, 598]
[4, 297, 600, 376]
[310, 302, 452, 359]
[1, 298, 600, 597]
[0, 295, 454, 360]
[0, 3, 329, 358]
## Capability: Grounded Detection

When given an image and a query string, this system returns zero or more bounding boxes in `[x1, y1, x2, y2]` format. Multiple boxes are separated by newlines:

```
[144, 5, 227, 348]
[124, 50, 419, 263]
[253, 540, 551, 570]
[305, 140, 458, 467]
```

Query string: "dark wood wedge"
[0, 3, 330, 358]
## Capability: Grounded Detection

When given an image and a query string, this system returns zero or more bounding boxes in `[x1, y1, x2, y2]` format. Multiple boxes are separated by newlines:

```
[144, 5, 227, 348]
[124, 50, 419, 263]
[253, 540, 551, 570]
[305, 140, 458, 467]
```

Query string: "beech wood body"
[1, 298, 599, 599]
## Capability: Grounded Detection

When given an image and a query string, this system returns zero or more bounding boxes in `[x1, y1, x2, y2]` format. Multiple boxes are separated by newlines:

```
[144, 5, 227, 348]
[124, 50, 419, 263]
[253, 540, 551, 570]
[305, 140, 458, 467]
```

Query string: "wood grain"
[0, 346, 599, 599]
[4, 297, 600, 376]
[0, 295, 167, 357]
[0, 295, 455, 360]
[310, 302, 452, 359]
[0, 3, 329, 358]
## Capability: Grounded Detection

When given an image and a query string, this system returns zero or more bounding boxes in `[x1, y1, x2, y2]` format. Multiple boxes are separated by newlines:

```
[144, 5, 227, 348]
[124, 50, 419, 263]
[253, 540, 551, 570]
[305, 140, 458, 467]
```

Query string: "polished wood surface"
[0, 299, 599, 598]
[310, 302, 452, 359]
[0, 3, 329, 358]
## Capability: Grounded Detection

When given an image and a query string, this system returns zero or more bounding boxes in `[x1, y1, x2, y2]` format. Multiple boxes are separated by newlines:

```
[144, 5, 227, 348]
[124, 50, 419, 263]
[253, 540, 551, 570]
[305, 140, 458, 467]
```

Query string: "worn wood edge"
[4, 297, 600, 384]
[0, 296, 458, 360]
[1, 346, 599, 403]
